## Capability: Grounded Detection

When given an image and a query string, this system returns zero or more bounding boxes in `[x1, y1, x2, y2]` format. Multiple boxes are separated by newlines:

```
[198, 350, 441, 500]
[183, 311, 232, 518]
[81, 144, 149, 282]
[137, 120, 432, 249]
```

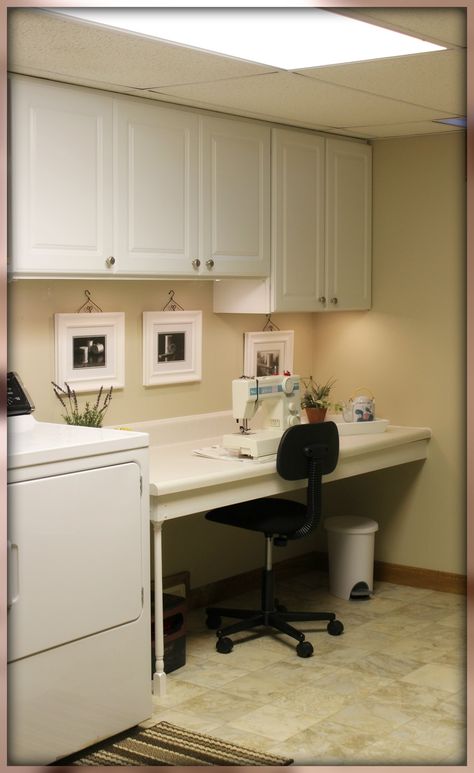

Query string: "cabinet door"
[9, 77, 114, 276]
[271, 129, 325, 311]
[115, 99, 199, 275]
[200, 116, 270, 277]
[325, 138, 372, 310]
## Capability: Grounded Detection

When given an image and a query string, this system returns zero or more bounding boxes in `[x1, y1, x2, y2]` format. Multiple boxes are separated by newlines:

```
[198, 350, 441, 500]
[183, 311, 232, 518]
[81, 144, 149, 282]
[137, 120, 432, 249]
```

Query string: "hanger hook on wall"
[162, 290, 185, 312]
[77, 290, 103, 313]
[263, 314, 280, 332]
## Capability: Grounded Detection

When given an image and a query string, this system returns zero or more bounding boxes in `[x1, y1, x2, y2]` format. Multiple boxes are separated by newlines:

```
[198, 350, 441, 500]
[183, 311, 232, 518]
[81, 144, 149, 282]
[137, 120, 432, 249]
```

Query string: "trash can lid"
[324, 516, 379, 534]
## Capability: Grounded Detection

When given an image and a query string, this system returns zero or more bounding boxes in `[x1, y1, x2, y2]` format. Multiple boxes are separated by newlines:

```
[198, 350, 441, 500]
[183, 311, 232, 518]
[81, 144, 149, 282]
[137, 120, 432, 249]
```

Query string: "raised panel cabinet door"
[9, 77, 114, 276]
[200, 116, 270, 277]
[326, 138, 372, 310]
[271, 129, 325, 312]
[115, 99, 199, 275]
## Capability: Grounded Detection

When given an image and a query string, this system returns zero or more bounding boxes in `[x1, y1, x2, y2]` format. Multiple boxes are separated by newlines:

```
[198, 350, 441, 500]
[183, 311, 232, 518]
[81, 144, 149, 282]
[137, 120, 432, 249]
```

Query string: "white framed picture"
[54, 312, 125, 392]
[244, 330, 294, 377]
[143, 310, 202, 386]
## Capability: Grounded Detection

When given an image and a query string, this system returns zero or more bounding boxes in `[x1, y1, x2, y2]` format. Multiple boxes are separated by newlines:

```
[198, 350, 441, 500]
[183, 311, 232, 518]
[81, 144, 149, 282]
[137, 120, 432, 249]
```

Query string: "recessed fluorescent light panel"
[434, 117, 467, 128]
[53, 8, 446, 70]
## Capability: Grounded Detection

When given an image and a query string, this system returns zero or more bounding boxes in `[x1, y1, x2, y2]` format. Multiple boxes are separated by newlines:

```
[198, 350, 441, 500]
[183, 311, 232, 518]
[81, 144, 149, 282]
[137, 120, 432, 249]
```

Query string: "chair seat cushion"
[206, 497, 308, 538]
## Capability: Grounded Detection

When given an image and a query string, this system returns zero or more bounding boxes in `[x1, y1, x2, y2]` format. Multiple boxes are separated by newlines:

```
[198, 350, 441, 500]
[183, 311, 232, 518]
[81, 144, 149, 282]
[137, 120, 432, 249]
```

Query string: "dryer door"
[8, 462, 143, 661]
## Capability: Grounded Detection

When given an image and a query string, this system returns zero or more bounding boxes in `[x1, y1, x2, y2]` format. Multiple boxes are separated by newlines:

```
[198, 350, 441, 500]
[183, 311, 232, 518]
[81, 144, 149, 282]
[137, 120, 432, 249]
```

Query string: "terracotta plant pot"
[305, 406, 327, 423]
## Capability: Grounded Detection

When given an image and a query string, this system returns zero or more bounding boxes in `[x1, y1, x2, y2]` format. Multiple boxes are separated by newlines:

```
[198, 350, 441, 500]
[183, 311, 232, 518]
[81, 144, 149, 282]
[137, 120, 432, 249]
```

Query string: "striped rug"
[68, 721, 293, 766]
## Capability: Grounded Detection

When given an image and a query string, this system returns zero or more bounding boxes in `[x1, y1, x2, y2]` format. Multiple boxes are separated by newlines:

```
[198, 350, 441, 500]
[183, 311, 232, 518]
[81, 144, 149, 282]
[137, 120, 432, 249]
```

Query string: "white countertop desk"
[124, 412, 431, 696]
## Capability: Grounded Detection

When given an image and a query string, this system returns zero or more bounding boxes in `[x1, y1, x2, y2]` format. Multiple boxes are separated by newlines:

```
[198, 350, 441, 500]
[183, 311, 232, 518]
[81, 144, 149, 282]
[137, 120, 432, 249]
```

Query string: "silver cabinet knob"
[105, 256, 115, 268]
[206, 259, 215, 270]
[318, 296, 326, 304]
[330, 297, 338, 304]
[191, 259, 201, 269]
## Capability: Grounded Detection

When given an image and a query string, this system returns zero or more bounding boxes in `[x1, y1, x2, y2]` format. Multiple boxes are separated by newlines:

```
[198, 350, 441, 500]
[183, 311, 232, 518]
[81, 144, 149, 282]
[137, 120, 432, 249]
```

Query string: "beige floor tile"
[271, 682, 348, 718]
[229, 702, 319, 742]
[401, 662, 464, 693]
[384, 710, 466, 754]
[376, 631, 464, 665]
[348, 651, 424, 680]
[151, 678, 206, 709]
[267, 720, 379, 764]
[361, 736, 458, 764]
[173, 658, 248, 688]
[326, 696, 417, 735]
[373, 581, 433, 602]
[367, 679, 449, 713]
[170, 688, 265, 723]
[311, 666, 392, 698]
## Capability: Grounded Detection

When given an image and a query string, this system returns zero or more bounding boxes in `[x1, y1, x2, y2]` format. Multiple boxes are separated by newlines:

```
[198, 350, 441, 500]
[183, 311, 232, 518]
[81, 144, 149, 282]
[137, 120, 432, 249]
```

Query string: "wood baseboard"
[373, 559, 467, 595]
[188, 551, 466, 609]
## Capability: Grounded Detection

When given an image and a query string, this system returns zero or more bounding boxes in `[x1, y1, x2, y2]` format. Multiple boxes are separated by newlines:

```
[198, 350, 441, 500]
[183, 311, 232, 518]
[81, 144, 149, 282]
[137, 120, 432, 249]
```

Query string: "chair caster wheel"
[296, 640, 313, 658]
[216, 636, 233, 654]
[327, 619, 344, 636]
[206, 612, 222, 629]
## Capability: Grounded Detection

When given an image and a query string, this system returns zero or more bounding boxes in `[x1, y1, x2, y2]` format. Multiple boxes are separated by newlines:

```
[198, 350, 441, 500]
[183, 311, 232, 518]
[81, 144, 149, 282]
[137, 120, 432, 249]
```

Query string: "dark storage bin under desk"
[163, 593, 186, 673]
[152, 593, 187, 675]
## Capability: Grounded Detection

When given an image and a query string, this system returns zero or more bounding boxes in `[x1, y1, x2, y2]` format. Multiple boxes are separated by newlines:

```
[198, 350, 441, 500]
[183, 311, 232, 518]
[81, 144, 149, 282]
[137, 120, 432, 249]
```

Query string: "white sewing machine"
[222, 375, 301, 458]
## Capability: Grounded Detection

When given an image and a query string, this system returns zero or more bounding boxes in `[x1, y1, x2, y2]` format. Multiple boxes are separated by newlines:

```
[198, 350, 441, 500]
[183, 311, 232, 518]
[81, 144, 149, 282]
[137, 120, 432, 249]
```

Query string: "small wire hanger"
[263, 314, 280, 332]
[162, 289, 185, 312]
[77, 290, 103, 313]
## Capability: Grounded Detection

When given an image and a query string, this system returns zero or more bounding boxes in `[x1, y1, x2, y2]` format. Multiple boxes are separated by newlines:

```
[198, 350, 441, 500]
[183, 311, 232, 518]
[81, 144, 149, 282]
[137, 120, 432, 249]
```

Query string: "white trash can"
[324, 516, 379, 600]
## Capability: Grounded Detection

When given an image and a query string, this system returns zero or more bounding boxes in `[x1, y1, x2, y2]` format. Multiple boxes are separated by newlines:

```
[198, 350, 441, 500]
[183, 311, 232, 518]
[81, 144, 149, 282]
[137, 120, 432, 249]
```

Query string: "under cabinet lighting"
[53, 8, 446, 70]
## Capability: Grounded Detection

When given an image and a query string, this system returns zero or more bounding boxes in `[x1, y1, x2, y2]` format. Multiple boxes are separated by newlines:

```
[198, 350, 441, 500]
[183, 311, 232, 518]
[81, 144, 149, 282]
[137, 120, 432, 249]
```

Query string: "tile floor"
[145, 571, 467, 765]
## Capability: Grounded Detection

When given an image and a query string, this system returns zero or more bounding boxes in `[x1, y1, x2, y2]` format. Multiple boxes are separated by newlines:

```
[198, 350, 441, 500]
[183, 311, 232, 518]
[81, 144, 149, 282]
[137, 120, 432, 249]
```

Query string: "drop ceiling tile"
[345, 120, 464, 140]
[153, 72, 456, 131]
[297, 50, 466, 115]
[334, 8, 466, 47]
[7, 9, 275, 90]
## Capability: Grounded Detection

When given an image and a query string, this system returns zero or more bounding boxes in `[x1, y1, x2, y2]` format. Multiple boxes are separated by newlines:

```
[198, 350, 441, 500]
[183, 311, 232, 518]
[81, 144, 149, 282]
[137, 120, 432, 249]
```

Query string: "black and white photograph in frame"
[143, 311, 202, 386]
[72, 335, 107, 369]
[244, 330, 294, 378]
[157, 332, 186, 362]
[54, 312, 125, 392]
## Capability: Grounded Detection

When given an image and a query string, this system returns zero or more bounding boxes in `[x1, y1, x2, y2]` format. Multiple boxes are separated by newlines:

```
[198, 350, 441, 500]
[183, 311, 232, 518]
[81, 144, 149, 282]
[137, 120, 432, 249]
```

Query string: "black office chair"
[205, 421, 344, 658]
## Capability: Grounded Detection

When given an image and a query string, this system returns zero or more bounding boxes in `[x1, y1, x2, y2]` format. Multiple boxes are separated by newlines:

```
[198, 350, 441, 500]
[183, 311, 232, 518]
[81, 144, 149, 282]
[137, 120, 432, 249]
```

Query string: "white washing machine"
[7, 374, 152, 765]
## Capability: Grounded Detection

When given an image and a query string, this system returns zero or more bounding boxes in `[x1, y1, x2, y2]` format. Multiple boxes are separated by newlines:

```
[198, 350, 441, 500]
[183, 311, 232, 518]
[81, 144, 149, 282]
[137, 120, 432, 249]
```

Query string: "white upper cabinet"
[115, 99, 199, 276]
[9, 76, 369, 294]
[9, 77, 114, 276]
[214, 130, 372, 313]
[271, 128, 325, 311]
[325, 138, 372, 311]
[200, 116, 270, 277]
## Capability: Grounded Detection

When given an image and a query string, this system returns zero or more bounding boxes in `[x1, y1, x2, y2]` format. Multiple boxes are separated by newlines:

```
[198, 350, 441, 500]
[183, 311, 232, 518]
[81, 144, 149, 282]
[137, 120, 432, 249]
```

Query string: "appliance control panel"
[7, 372, 34, 416]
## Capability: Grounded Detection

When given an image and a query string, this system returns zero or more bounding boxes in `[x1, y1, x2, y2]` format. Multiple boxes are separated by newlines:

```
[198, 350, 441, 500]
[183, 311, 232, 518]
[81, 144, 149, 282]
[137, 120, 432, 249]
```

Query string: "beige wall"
[7, 130, 466, 585]
[7, 280, 314, 424]
[312, 132, 466, 575]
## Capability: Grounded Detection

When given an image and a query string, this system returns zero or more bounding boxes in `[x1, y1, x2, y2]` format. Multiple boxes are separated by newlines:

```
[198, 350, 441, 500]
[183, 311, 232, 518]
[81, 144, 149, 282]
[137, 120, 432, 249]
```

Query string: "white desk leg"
[151, 512, 167, 697]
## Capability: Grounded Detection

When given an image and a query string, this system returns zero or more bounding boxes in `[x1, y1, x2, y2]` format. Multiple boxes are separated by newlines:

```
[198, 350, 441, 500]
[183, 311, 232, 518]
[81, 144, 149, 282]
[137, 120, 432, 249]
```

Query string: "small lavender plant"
[52, 382, 113, 427]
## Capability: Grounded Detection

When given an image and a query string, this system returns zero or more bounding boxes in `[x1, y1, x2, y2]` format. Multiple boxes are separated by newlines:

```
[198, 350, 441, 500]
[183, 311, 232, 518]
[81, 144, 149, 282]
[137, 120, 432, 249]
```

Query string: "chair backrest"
[276, 422, 339, 539]
[276, 422, 339, 480]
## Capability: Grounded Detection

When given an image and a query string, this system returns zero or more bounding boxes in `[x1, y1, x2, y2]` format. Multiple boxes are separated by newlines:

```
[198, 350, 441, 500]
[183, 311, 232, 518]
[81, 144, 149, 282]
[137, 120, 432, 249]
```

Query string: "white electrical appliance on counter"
[222, 375, 301, 458]
[7, 373, 152, 765]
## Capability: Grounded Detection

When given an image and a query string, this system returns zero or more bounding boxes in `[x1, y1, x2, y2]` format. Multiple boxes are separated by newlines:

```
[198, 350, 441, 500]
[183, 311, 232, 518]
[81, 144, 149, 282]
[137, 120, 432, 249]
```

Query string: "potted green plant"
[301, 377, 339, 423]
[52, 382, 113, 427]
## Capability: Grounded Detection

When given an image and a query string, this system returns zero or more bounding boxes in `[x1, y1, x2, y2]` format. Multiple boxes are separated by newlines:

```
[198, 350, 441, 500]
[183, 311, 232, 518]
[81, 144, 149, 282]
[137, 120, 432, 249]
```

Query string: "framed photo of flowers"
[54, 312, 125, 392]
[143, 310, 202, 386]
